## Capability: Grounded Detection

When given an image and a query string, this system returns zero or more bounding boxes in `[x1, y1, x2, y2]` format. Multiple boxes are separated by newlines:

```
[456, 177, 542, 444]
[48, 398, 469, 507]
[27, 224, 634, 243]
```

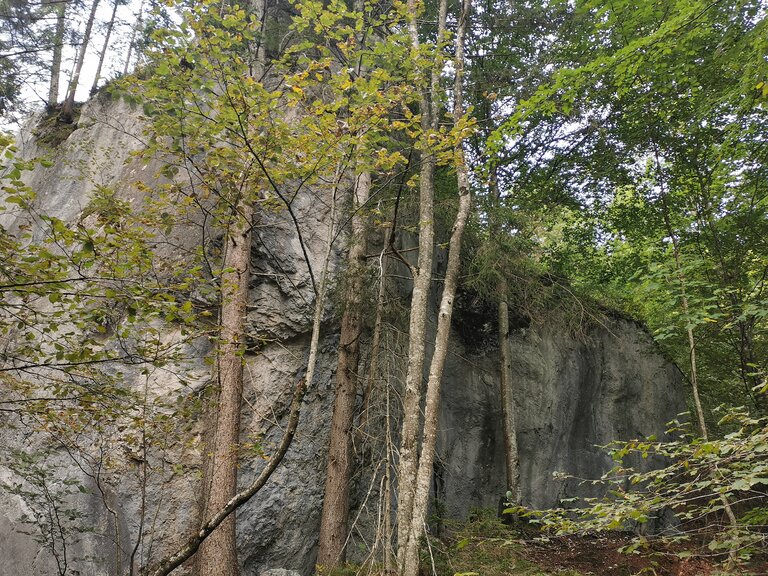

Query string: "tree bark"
[317, 171, 371, 569]
[357, 221, 392, 444]
[489, 168, 521, 505]
[59, 0, 100, 123]
[47, 0, 66, 107]
[197, 199, 254, 576]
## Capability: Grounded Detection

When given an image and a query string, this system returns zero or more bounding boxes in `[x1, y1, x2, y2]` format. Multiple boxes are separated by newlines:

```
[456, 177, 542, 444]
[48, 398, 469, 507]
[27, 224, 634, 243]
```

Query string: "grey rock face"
[437, 320, 684, 518]
[0, 99, 685, 576]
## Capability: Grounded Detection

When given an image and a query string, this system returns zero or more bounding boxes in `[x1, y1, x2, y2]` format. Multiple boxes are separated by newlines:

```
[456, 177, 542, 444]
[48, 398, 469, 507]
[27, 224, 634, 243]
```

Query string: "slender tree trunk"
[488, 170, 521, 505]
[59, 0, 100, 123]
[122, 0, 144, 76]
[399, 0, 472, 573]
[653, 150, 738, 563]
[317, 171, 371, 569]
[91, 0, 120, 95]
[383, 376, 394, 573]
[395, 0, 446, 560]
[498, 279, 521, 504]
[357, 221, 392, 443]
[654, 151, 707, 439]
[197, 198, 254, 576]
[48, 1, 66, 107]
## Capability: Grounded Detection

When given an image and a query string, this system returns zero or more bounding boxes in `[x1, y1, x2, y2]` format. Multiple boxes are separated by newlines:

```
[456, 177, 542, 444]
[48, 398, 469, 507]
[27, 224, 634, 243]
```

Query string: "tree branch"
[144, 377, 307, 576]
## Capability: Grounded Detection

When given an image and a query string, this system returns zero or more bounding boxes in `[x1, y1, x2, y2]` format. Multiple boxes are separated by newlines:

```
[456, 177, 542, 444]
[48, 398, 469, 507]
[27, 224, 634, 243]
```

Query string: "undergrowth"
[422, 509, 584, 576]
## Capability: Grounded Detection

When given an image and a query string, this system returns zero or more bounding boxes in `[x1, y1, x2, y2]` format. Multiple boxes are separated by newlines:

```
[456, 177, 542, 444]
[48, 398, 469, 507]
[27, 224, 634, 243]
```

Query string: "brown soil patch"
[521, 533, 767, 575]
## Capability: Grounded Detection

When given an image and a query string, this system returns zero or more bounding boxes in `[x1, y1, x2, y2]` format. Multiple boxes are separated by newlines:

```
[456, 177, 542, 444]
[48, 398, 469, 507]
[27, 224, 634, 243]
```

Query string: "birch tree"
[396, 0, 474, 573]
[395, 0, 446, 561]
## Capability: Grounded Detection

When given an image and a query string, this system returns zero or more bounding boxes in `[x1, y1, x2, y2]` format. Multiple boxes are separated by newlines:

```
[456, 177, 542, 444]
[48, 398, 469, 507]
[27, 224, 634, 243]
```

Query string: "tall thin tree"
[90, 0, 120, 95]
[395, 0, 447, 561]
[47, 0, 66, 107]
[59, 0, 100, 123]
[196, 189, 254, 576]
[398, 0, 473, 572]
[316, 169, 371, 568]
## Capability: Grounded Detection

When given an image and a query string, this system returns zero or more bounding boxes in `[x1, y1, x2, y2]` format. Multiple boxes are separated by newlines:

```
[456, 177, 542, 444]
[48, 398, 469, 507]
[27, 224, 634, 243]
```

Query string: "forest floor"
[422, 511, 768, 576]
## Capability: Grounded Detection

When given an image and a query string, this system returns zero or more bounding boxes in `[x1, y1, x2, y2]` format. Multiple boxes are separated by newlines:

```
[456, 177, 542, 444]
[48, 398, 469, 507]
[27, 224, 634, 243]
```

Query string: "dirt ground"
[522, 533, 768, 576]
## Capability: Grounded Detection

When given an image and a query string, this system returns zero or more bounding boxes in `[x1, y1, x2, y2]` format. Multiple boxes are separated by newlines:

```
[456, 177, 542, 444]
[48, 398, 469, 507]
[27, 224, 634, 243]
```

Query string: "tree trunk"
[488, 168, 521, 505]
[653, 149, 738, 566]
[399, 0, 471, 573]
[59, 0, 100, 123]
[197, 199, 254, 576]
[317, 171, 371, 569]
[90, 0, 119, 95]
[47, 0, 66, 107]
[395, 0, 446, 561]
[357, 221, 392, 444]
[122, 0, 144, 76]
[196, 11, 267, 573]
[498, 281, 521, 504]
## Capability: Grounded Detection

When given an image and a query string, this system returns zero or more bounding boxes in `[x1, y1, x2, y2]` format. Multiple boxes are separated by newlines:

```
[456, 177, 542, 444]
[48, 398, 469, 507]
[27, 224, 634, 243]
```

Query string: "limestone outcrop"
[0, 98, 685, 576]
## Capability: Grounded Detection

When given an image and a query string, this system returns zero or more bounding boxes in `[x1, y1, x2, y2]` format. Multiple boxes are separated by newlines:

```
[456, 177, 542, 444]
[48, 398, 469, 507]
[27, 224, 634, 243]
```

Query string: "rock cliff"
[0, 98, 685, 576]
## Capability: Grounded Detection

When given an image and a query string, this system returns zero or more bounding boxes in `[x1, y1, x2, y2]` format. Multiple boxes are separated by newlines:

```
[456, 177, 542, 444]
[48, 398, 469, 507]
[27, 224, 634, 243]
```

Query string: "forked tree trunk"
[91, 0, 120, 95]
[48, 0, 66, 107]
[399, 0, 472, 573]
[395, 0, 446, 561]
[60, 0, 100, 123]
[197, 198, 254, 576]
[317, 171, 371, 568]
